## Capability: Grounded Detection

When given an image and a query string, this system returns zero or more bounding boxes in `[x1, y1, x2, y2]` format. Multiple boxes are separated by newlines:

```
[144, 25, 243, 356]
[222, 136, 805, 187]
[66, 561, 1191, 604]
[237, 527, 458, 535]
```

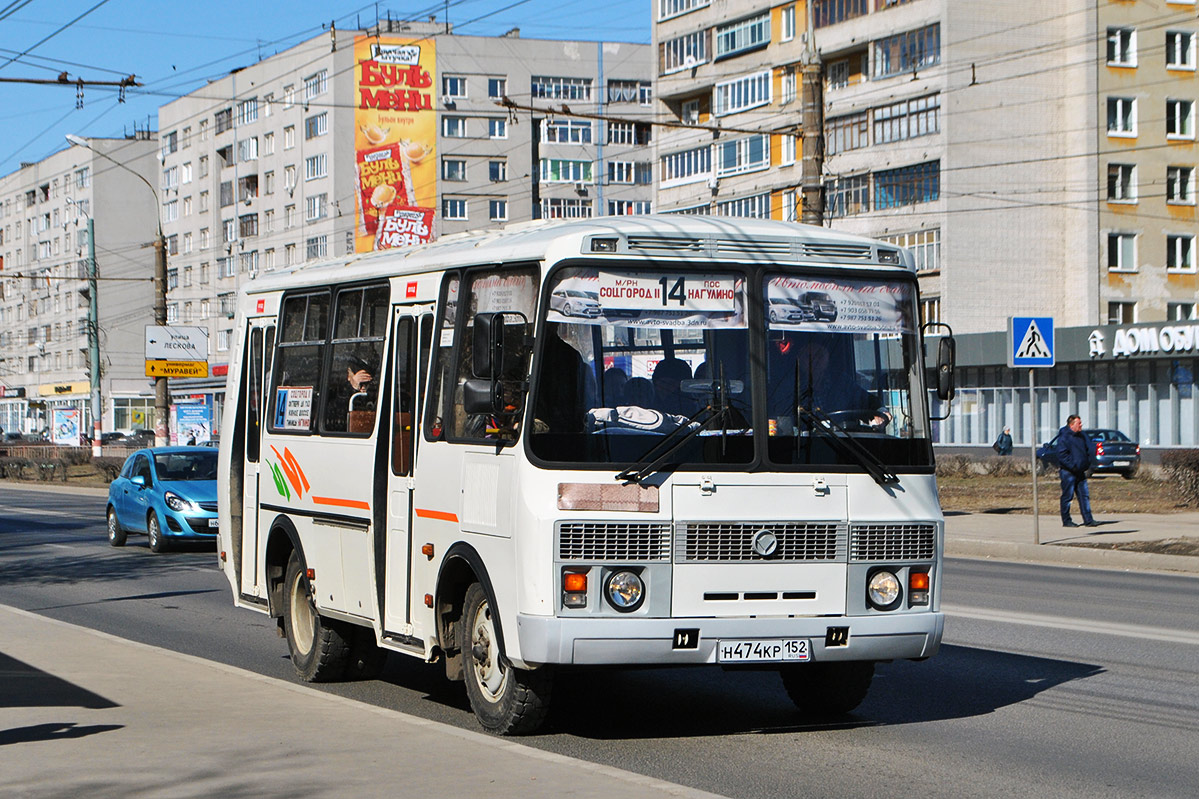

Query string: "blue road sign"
[1009, 316, 1055, 367]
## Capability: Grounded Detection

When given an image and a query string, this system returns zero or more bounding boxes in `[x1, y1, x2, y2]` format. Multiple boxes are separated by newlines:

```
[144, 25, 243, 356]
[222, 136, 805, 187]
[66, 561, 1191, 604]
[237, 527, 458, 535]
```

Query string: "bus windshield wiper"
[796, 405, 899, 487]
[615, 403, 732, 484]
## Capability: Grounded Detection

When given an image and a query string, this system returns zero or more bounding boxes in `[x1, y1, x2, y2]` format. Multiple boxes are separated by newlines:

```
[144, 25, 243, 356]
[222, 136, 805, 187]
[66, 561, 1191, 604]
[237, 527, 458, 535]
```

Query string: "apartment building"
[158, 21, 652, 412]
[0, 135, 159, 437]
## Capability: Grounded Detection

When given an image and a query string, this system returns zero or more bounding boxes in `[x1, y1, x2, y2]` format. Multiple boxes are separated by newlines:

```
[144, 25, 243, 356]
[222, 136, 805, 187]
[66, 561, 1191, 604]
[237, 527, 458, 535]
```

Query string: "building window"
[826, 174, 870, 218]
[442, 75, 467, 98]
[713, 70, 771, 116]
[920, 296, 941, 327]
[1167, 99, 1195, 139]
[284, 165, 297, 191]
[285, 205, 296, 228]
[814, 0, 867, 28]
[1167, 234, 1195, 271]
[1107, 27, 1136, 67]
[607, 121, 651, 145]
[263, 132, 275, 155]
[541, 197, 593, 219]
[167, 303, 179, 323]
[1107, 97, 1136, 136]
[658, 0, 710, 21]
[875, 161, 939, 209]
[305, 235, 328, 260]
[167, 267, 179, 290]
[715, 134, 770, 177]
[606, 79, 649, 104]
[305, 194, 327, 221]
[304, 153, 327, 181]
[781, 5, 796, 42]
[542, 119, 592, 144]
[263, 171, 274, 195]
[74, 167, 90, 189]
[304, 70, 327, 101]
[1168, 166, 1194, 204]
[662, 30, 707, 73]
[163, 199, 179, 222]
[873, 94, 941, 145]
[715, 192, 770, 218]
[489, 160, 508, 182]
[1167, 30, 1196, 70]
[1107, 301, 1136, 325]
[682, 99, 701, 125]
[714, 13, 770, 59]
[531, 76, 592, 101]
[489, 118, 507, 139]
[487, 77, 506, 98]
[284, 126, 295, 150]
[238, 137, 258, 162]
[1107, 163, 1137, 202]
[608, 161, 653, 184]
[874, 24, 941, 79]
[162, 166, 178, 189]
[215, 108, 232, 134]
[305, 112, 328, 139]
[284, 244, 296, 265]
[443, 198, 468, 220]
[780, 66, 797, 104]
[199, 155, 209, 177]
[1168, 302, 1197, 321]
[608, 200, 653, 215]
[540, 159, 592, 183]
[1108, 232, 1137, 272]
[489, 200, 507, 221]
[882, 228, 941, 272]
[827, 111, 868, 155]
[660, 145, 712, 186]
[443, 116, 467, 137]
[222, 218, 237, 243]
[443, 159, 467, 181]
[237, 98, 258, 125]
[162, 130, 178, 155]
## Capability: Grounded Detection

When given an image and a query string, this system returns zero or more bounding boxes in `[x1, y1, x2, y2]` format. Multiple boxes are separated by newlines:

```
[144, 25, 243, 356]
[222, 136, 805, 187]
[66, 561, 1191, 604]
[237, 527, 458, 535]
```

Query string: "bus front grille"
[849, 523, 936, 562]
[676, 522, 846, 563]
[557, 523, 673, 561]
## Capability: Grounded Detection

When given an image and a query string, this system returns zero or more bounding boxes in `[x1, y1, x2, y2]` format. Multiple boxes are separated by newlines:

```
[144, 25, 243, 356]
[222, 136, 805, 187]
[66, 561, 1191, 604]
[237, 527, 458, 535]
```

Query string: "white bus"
[217, 216, 955, 734]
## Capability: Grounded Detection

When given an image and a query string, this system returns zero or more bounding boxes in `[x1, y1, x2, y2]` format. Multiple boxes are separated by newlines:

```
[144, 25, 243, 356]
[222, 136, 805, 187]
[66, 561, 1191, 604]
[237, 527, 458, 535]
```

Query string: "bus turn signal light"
[421, 543, 434, 559]
[909, 570, 930, 606]
[564, 573, 587, 592]
[563, 572, 588, 608]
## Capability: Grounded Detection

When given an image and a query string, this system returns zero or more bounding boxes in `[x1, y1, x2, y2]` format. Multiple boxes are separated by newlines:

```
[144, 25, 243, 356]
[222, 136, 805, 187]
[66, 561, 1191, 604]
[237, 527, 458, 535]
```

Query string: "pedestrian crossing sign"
[1009, 316, 1055, 367]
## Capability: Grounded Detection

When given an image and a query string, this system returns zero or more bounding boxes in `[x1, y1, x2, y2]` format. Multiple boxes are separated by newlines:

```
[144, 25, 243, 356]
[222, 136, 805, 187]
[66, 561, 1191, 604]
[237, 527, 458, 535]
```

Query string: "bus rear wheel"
[462, 582, 552, 735]
[283, 551, 350, 682]
[780, 661, 875, 716]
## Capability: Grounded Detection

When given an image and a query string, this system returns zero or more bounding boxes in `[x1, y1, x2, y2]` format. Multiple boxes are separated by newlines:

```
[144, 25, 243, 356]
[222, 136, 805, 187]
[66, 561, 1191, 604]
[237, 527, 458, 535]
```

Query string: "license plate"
[208, 518, 219, 528]
[1113, 460, 1130, 466]
[717, 638, 810, 663]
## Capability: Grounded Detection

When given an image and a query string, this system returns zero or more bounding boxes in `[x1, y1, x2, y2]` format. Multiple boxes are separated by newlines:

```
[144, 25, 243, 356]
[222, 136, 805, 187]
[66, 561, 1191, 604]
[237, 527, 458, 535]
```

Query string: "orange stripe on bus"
[311, 496, 371, 510]
[415, 508, 459, 522]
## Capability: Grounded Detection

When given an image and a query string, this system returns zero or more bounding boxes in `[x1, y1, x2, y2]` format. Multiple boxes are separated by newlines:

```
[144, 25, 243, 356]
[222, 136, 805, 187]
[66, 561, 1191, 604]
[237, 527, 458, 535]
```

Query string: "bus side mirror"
[936, 336, 956, 401]
[472, 312, 505, 379]
[463, 378, 504, 415]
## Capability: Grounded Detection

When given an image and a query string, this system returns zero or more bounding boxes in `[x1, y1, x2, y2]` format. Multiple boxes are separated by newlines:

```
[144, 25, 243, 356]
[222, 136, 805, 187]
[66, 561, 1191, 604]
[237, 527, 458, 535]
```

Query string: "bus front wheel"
[283, 551, 350, 682]
[462, 582, 552, 735]
[780, 661, 875, 716]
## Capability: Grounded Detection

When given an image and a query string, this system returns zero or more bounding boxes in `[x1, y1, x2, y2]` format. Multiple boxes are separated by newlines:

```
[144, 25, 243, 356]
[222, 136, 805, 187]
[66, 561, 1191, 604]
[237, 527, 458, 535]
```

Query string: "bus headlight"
[605, 570, 644, 612]
[867, 570, 901, 610]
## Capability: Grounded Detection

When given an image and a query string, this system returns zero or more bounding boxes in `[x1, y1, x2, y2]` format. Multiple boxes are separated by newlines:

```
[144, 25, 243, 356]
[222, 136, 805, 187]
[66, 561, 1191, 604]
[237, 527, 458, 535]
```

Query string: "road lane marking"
[944, 604, 1199, 646]
[0, 503, 101, 520]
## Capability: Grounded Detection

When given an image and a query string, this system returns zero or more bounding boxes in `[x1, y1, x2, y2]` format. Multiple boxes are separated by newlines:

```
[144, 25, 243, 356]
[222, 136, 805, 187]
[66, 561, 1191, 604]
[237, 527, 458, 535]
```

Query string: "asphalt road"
[2, 484, 1197, 799]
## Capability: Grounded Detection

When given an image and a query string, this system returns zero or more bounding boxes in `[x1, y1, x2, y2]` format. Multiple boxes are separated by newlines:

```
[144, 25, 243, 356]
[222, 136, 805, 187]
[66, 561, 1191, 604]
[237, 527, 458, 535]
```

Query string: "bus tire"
[343, 624, 388, 680]
[283, 551, 350, 682]
[780, 661, 874, 716]
[462, 582, 552, 735]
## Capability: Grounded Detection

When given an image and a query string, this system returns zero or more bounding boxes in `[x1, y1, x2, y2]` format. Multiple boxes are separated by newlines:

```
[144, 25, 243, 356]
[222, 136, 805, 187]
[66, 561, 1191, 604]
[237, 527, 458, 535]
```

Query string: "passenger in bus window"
[324, 353, 377, 433]
[651, 357, 694, 416]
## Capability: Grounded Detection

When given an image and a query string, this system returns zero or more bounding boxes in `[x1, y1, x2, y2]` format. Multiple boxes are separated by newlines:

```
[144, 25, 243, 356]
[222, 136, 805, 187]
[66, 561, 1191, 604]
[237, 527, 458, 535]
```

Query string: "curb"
[947, 538, 1199, 574]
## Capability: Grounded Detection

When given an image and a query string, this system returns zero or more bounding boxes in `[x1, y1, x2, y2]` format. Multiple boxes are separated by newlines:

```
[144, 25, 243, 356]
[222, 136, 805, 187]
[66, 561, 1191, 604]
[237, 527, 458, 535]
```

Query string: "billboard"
[353, 35, 438, 253]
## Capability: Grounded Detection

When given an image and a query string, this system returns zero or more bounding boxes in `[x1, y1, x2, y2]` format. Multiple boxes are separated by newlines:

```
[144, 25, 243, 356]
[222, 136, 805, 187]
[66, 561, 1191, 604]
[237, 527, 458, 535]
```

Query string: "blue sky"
[0, 0, 651, 174]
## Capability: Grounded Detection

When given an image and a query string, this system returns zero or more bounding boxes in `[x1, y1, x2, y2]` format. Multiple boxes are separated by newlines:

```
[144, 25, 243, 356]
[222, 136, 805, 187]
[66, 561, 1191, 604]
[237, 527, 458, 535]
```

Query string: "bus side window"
[321, 284, 389, 435]
[391, 317, 416, 476]
[269, 292, 329, 434]
[424, 273, 460, 442]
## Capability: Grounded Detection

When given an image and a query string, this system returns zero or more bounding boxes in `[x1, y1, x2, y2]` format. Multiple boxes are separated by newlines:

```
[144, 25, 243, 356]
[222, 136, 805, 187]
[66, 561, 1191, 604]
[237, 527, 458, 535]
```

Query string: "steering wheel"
[821, 410, 884, 432]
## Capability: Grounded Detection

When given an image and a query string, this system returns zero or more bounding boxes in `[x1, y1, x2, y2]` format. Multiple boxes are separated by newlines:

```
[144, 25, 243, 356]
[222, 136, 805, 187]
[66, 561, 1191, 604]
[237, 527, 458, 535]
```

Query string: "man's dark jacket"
[1055, 425, 1091, 475]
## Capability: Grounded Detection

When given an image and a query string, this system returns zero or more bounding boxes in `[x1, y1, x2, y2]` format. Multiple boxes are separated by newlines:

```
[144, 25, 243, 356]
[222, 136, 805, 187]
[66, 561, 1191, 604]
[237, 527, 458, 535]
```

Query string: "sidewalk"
[0, 604, 725, 799]
[945, 510, 1199, 574]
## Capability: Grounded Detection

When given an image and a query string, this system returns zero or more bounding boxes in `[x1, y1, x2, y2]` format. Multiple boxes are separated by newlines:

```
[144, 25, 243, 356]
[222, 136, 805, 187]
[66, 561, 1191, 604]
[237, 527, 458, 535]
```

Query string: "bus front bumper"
[513, 611, 944, 668]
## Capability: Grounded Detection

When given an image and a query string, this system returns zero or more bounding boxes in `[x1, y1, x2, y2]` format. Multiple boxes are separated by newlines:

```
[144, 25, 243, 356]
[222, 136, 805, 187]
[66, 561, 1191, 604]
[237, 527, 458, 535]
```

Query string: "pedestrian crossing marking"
[1015, 319, 1051, 359]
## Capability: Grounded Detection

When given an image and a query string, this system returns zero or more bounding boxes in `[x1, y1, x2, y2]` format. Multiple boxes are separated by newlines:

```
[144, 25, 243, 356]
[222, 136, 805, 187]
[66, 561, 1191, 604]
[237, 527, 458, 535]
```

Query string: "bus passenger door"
[382, 307, 432, 638]
[239, 322, 274, 600]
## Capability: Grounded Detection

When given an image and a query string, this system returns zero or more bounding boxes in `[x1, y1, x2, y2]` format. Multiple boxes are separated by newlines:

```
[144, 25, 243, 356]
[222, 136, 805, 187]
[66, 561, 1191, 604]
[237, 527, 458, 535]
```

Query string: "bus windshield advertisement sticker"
[546, 269, 746, 328]
[471, 273, 537, 315]
[274, 386, 313, 430]
[765, 277, 914, 334]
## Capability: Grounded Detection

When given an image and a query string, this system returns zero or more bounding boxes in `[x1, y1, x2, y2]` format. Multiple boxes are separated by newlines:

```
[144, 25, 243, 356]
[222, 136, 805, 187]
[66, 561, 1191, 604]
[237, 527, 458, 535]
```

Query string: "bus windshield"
[528, 265, 932, 470]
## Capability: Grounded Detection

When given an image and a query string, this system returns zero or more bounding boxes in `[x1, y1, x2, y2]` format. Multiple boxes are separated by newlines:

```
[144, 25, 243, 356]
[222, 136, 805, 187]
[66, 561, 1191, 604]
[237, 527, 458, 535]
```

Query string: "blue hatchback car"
[106, 447, 219, 552]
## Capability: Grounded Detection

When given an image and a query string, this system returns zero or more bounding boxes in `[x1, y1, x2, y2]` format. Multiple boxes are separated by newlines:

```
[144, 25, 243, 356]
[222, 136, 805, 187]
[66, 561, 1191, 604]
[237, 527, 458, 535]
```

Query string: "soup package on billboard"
[356, 143, 415, 239]
[375, 204, 436, 249]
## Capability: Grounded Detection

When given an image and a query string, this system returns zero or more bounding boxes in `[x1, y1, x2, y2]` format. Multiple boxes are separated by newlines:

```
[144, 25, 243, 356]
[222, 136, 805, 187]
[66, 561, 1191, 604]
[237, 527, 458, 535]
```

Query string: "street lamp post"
[65, 134, 170, 447]
[67, 196, 102, 457]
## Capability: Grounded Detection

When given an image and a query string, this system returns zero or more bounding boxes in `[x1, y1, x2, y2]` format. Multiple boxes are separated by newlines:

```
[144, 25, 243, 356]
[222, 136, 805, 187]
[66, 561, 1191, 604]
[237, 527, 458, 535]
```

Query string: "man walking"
[1055, 414, 1097, 528]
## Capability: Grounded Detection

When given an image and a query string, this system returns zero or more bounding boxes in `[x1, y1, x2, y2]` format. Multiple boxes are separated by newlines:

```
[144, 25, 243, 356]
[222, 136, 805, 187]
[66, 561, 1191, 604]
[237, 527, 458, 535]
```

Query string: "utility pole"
[85, 217, 102, 457]
[153, 234, 169, 447]
[800, 2, 824, 225]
